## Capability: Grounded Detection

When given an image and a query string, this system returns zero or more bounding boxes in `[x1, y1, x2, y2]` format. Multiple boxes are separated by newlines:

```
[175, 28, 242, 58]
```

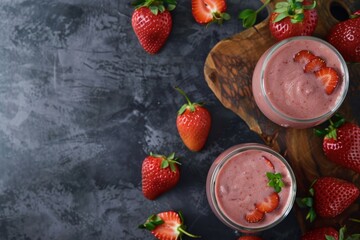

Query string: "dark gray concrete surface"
[0, 0, 309, 239]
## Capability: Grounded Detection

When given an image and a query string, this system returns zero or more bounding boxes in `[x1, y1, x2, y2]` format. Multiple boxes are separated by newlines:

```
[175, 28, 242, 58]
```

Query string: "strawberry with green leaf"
[297, 177, 359, 222]
[239, 0, 318, 41]
[315, 115, 360, 173]
[176, 87, 211, 152]
[139, 211, 201, 240]
[142, 152, 181, 200]
[131, 0, 176, 54]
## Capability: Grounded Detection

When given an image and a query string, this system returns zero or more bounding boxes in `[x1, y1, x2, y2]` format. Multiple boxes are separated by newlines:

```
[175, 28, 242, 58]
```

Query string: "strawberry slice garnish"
[245, 208, 264, 223]
[315, 67, 340, 95]
[139, 211, 200, 240]
[191, 0, 230, 25]
[304, 56, 326, 73]
[293, 50, 316, 65]
[256, 192, 280, 213]
[263, 156, 275, 172]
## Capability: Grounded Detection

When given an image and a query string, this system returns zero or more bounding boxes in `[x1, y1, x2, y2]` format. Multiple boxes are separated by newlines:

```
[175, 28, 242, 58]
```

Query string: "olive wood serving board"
[204, 0, 360, 234]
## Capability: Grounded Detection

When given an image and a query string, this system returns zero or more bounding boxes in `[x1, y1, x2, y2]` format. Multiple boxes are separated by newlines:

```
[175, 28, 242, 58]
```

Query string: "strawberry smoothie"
[206, 144, 296, 232]
[252, 36, 349, 128]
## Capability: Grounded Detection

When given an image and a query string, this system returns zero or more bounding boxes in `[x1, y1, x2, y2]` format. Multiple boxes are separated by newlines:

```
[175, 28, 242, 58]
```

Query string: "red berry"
[238, 236, 263, 240]
[245, 209, 264, 223]
[327, 12, 360, 62]
[293, 50, 316, 65]
[323, 122, 360, 173]
[301, 227, 339, 240]
[139, 211, 200, 240]
[176, 88, 211, 152]
[256, 192, 280, 213]
[131, 2, 175, 54]
[313, 177, 359, 218]
[191, 0, 229, 24]
[315, 67, 340, 95]
[141, 153, 180, 200]
[304, 57, 326, 73]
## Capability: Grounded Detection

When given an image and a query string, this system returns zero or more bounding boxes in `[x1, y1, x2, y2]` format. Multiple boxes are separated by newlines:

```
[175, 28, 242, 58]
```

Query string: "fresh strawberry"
[142, 153, 180, 200]
[139, 211, 200, 240]
[175, 87, 211, 152]
[255, 192, 280, 213]
[245, 208, 264, 223]
[191, 0, 230, 25]
[327, 11, 360, 62]
[269, 0, 318, 41]
[297, 177, 359, 221]
[293, 50, 316, 65]
[304, 56, 326, 73]
[316, 116, 360, 173]
[131, 0, 176, 54]
[237, 236, 263, 240]
[315, 67, 340, 95]
[301, 227, 339, 240]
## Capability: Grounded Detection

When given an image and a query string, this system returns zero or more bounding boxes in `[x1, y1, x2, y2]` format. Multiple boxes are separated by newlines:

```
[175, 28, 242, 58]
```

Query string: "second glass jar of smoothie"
[252, 36, 349, 128]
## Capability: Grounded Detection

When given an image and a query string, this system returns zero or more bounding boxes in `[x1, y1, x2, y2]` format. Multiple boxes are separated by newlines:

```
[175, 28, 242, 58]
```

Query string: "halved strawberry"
[263, 156, 275, 172]
[304, 57, 326, 73]
[245, 208, 264, 223]
[293, 50, 316, 65]
[315, 67, 340, 95]
[191, 0, 230, 25]
[256, 192, 280, 213]
[139, 211, 200, 240]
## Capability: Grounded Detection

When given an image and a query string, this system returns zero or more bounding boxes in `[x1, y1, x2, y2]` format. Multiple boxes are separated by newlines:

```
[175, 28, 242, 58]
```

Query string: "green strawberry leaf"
[139, 214, 164, 230]
[266, 172, 284, 193]
[238, 9, 257, 28]
[274, 12, 290, 22]
[325, 235, 336, 240]
[221, 12, 231, 21]
[167, 4, 176, 11]
[161, 159, 169, 168]
[149, 5, 159, 15]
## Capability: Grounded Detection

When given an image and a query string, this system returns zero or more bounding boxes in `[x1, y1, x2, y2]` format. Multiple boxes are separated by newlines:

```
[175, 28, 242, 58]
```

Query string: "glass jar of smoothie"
[206, 143, 296, 233]
[252, 36, 349, 128]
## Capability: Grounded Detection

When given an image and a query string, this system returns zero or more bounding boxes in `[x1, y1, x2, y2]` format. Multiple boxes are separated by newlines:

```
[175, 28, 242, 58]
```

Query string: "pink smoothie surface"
[215, 149, 293, 228]
[262, 39, 345, 119]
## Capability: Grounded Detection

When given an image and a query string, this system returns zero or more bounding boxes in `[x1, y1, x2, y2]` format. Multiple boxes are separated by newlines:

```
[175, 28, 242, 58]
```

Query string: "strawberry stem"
[175, 87, 202, 114]
[177, 226, 201, 239]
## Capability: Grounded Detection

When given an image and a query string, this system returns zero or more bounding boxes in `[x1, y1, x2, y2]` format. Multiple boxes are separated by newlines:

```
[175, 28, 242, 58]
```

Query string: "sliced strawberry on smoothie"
[263, 156, 275, 172]
[256, 192, 280, 213]
[245, 208, 265, 223]
[293, 50, 316, 65]
[191, 0, 230, 25]
[315, 67, 340, 95]
[304, 56, 326, 73]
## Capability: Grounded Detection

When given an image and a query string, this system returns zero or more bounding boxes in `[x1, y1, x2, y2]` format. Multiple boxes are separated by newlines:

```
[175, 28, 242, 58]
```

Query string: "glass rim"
[260, 36, 349, 124]
[209, 143, 297, 232]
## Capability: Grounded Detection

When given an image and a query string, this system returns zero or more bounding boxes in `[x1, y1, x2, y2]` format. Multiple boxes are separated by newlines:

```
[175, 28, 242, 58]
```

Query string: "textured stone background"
[0, 0, 305, 239]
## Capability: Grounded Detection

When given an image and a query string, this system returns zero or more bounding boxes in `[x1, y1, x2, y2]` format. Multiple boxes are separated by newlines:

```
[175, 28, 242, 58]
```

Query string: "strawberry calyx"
[272, 0, 317, 24]
[314, 114, 346, 140]
[132, 0, 177, 15]
[296, 179, 317, 222]
[175, 87, 203, 115]
[210, 11, 231, 25]
[350, 10, 360, 19]
[326, 225, 360, 240]
[150, 152, 181, 172]
[139, 211, 201, 239]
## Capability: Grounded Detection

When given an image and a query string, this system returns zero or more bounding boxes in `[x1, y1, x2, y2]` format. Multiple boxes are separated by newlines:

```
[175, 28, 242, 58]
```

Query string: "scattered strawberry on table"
[239, 0, 318, 41]
[293, 50, 340, 95]
[175, 87, 211, 152]
[139, 211, 201, 240]
[315, 115, 360, 173]
[297, 177, 359, 221]
[327, 10, 360, 62]
[131, 0, 176, 54]
[142, 152, 181, 200]
[192, 0, 230, 25]
[237, 236, 263, 240]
